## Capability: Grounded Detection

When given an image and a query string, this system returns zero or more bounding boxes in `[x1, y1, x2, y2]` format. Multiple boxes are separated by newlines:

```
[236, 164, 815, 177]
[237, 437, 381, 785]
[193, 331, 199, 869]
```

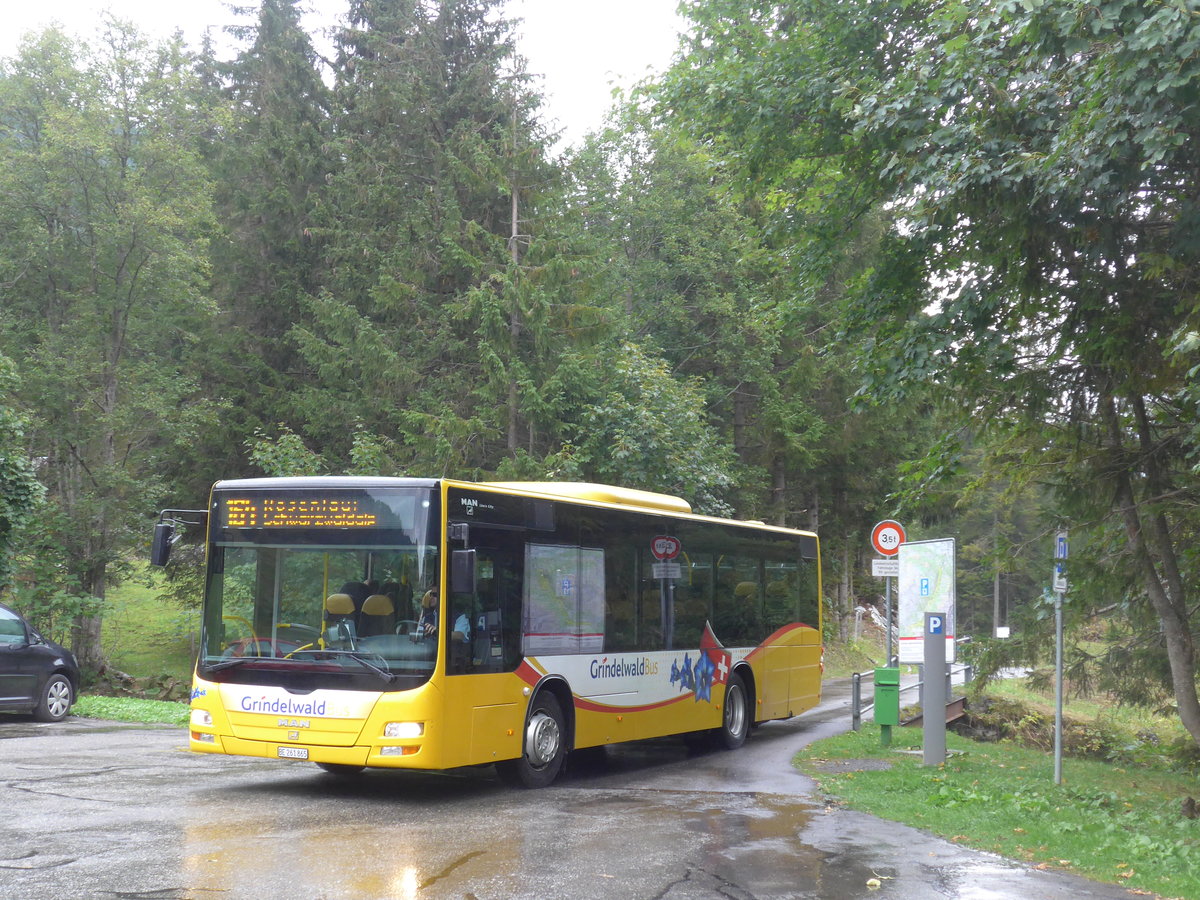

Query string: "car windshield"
[0, 606, 27, 645]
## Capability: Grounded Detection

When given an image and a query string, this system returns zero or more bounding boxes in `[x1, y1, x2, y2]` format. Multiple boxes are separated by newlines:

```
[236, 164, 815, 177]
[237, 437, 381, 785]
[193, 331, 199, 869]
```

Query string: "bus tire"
[33, 674, 72, 722]
[315, 762, 364, 776]
[715, 672, 749, 750]
[496, 692, 566, 788]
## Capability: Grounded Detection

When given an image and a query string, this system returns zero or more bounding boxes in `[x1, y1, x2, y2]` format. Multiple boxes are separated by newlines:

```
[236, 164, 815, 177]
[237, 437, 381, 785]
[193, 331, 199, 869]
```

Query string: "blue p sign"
[927, 614, 944, 635]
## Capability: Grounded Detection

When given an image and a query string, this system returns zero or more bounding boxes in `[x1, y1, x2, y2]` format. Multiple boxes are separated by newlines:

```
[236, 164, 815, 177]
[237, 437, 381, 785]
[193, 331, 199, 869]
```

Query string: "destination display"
[216, 490, 421, 530]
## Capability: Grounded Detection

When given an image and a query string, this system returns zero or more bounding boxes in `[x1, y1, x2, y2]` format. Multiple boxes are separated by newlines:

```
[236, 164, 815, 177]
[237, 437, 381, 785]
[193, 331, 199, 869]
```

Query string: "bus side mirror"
[151, 522, 174, 567]
[451, 549, 477, 595]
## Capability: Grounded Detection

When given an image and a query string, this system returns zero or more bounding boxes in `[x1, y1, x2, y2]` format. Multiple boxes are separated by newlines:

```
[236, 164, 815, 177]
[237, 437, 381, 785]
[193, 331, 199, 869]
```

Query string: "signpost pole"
[1054, 589, 1063, 785]
[871, 520, 906, 666]
[885, 576, 893, 665]
[1053, 530, 1068, 785]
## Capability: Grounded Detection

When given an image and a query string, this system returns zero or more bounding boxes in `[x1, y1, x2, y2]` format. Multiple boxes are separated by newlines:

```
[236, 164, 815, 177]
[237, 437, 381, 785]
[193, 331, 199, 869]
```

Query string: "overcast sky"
[1, 0, 689, 148]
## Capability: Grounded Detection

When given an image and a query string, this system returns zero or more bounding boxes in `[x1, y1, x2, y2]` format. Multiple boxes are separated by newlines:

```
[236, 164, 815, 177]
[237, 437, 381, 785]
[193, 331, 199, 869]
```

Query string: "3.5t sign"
[871, 520, 906, 557]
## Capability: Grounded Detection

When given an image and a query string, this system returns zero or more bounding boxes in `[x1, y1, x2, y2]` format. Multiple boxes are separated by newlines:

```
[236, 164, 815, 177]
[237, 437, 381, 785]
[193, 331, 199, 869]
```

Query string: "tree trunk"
[1102, 393, 1200, 747]
[838, 538, 852, 641]
[771, 456, 787, 527]
[992, 511, 1001, 637]
[72, 562, 107, 673]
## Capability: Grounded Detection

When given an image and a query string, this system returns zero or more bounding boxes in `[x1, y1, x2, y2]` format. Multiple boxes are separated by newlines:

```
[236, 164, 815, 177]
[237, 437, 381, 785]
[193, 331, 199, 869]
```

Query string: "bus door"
[442, 527, 525, 767]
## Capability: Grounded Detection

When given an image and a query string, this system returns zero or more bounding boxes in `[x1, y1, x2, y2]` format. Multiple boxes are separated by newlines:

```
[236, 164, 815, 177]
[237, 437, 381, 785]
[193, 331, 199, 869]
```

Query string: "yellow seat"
[360, 594, 395, 636]
[325, 593, 355, 616]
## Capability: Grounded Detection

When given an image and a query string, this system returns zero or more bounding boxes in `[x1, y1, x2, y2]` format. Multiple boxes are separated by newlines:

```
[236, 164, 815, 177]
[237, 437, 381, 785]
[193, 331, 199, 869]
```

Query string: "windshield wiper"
[282, 648, 397, 683]
[342, 651, 398, 683]
[205, 657, 256, 672]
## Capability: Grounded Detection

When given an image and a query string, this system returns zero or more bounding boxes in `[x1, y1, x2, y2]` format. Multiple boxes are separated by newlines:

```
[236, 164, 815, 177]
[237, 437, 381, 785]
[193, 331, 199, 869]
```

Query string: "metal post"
[885, 576, 893, 665]
[1054, 590, 1064, 785]
[851, 672, 861, 732]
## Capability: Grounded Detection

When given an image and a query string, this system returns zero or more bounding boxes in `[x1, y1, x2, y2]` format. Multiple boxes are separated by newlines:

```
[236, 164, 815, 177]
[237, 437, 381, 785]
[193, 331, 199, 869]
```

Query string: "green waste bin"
[874, 666, 900, 726]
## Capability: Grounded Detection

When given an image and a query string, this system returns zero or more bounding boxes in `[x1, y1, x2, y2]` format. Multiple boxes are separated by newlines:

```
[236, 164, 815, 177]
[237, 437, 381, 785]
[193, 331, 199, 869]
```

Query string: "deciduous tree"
[0, 23, 219, 669]
[668, 0, 1200, 745]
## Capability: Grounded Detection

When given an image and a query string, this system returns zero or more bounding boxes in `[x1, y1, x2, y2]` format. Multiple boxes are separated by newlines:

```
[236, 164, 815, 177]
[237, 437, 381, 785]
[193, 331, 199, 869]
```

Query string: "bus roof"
[209, 476, 815, 543]
[483, 482, 692, 515]
[212, 476, 439, 491]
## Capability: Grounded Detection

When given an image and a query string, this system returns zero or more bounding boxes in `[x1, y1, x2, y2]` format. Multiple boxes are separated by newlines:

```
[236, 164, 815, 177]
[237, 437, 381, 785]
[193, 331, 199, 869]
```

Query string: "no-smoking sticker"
[871, 520, 906, 557]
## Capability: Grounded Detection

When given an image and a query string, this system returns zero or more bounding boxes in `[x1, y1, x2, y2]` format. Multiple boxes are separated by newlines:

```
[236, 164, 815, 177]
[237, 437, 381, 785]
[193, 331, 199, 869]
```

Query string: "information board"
[897, 538, 956, 664]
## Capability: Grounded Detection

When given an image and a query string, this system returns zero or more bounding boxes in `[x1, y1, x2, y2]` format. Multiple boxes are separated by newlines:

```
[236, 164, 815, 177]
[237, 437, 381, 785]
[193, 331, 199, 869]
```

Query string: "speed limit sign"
[871, 520, 906, 557]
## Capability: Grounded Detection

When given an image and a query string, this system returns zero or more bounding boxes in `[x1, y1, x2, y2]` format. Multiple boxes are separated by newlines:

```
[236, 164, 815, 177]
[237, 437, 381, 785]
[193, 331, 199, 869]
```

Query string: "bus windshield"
[197, 484, 440, 691]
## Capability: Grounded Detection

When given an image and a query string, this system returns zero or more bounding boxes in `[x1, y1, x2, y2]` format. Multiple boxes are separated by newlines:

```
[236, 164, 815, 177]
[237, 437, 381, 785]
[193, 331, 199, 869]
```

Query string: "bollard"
[851, 672, 861, 732]
[923, 612, 947, 766]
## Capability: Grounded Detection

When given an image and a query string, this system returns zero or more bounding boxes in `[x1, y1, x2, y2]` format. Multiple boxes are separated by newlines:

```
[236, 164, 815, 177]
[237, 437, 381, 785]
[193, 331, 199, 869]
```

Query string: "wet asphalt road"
[0, 679, 1144, 900]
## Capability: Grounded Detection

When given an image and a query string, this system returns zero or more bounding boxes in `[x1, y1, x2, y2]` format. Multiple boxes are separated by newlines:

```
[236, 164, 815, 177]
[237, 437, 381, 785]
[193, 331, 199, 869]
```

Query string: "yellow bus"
[153, 477, 822, 787]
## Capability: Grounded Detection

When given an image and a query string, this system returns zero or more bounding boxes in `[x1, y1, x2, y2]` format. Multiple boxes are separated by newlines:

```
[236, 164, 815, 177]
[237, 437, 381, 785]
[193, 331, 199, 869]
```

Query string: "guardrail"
[851, 662, 973, 731]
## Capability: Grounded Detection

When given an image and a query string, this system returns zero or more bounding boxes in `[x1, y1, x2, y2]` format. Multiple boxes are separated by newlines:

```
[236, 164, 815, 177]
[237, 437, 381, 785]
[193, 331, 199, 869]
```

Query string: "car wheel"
[33, 674, 73, 722]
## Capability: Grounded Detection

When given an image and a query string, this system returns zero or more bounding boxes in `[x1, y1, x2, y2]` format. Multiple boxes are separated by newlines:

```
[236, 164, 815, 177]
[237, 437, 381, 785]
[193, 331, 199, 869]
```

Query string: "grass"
[797, 723, 1200, 899]
[983, 676, 1190, 748]
[68, 563, 196, 724]
[101, 568, 197, 684]
[73, 694, 190, 726]
[823, 631, 890, 677]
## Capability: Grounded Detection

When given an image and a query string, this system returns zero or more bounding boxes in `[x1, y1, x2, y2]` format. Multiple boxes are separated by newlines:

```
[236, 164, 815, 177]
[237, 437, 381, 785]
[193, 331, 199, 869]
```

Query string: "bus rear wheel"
[496, 692, 566, 788]
[715, 672, 749, 750]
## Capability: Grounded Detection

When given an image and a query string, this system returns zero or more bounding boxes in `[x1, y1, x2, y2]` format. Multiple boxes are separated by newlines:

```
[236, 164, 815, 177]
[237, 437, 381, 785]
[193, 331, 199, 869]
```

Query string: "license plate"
[277, 746, 308, 760]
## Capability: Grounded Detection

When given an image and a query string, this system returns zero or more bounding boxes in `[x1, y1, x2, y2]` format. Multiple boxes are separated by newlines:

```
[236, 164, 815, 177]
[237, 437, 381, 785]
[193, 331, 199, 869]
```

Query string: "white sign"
[897, 538, 956, 664]
[652, 562, 682, 580]
[1053, 530, 1068, 593]
[871, 558, 900, 578]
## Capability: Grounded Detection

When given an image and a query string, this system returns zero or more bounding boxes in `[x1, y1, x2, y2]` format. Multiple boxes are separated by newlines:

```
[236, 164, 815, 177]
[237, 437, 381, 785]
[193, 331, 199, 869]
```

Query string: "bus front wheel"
[496, 692, 566, 788]
[716, 672, 749, 750]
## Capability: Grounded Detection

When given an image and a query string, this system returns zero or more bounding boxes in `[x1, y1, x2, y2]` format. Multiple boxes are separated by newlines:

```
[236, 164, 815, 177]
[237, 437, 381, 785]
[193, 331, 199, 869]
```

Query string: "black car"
[0, 602, 79, 721]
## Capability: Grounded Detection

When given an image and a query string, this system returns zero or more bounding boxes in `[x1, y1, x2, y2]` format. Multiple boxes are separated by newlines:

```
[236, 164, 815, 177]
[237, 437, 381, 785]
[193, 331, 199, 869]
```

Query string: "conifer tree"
[294, 0, 560, 474]
[202, 0, 332, 482]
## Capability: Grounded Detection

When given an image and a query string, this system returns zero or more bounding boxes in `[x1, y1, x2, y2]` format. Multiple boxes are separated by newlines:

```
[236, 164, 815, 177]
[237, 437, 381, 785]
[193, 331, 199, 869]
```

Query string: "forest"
[2, 0, 1199, 748]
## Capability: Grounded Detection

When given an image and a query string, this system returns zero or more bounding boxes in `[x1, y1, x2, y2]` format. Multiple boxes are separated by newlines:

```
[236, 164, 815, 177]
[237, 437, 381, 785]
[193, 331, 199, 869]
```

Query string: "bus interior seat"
[340, 581, 370, 615]
[360, 594, 396, 636]
[324, 592, 357, 642]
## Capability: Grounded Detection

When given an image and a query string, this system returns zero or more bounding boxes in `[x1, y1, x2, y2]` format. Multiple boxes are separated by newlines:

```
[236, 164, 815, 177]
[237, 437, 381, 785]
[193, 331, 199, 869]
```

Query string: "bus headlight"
[191, 709, 213, 727]
[384, 722, 423, 739]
